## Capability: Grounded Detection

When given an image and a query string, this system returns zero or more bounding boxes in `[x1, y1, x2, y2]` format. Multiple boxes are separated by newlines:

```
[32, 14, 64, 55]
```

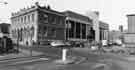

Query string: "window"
[14, 18, 17, 24]
[21, 17, 23, 23]
[49, 16, 55, 24]
[17, 18, 19, 23]
[48, 28, 56, 37]
[32, 14, 34, 22]
[51, 28, 56, 37]
[28, 15, 30, 22]
[24, 16, 26, 23]
[43, 26, 48, 37]
[59, 17, 63, 24]
[43, 14, 48, 23]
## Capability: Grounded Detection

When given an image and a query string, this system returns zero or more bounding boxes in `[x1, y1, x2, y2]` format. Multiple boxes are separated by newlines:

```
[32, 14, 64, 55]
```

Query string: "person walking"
[98, 41, 103, 55]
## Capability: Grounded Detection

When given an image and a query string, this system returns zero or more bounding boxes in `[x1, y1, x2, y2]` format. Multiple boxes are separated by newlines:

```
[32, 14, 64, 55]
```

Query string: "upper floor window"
[24, 16, 26, 23]
[18, 17, 20, 23]
[21, 17, 23, 23]
[43, 14, 48, 23]
[32, 14, 34, 22]
[28, 15, 30, 22]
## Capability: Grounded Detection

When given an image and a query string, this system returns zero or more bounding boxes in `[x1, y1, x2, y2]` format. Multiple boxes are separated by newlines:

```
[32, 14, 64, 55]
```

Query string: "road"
[0, 46, 135, 70]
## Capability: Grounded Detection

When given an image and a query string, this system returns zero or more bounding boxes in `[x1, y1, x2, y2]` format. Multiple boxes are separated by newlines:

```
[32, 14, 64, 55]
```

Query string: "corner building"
[11, 4, 65, 46]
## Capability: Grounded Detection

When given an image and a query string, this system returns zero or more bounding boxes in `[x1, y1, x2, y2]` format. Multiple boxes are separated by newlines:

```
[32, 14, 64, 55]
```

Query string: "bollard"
[62, 48, 68, 61]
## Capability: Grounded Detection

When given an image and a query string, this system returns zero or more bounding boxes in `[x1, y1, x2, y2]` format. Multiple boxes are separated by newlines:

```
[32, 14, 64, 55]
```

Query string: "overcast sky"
[0, 0, 135, 30]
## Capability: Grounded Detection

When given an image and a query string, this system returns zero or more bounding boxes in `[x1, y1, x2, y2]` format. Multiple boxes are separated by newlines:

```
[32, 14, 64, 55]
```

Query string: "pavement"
[0, 48, 44, 61]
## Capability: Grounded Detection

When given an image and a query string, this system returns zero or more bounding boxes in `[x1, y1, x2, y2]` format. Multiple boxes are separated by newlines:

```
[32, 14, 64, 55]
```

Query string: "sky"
[0, 0, 135, 30]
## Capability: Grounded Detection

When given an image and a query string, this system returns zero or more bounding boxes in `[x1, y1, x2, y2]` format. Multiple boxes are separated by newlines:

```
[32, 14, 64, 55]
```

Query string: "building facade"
[99, 21, 109, 41]
[63, 11, 93, 42]
[124, 14, 135, 47]
[11, 3, 65, 45]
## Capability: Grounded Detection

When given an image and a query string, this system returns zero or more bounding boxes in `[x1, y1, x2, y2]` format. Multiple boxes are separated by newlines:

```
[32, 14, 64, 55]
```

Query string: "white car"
[91, 46, 98, 51]
[50, 41, 71, 47]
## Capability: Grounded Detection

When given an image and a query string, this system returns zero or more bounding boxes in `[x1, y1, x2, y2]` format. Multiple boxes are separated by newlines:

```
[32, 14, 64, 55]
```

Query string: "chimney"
[47, 5, 51, 9]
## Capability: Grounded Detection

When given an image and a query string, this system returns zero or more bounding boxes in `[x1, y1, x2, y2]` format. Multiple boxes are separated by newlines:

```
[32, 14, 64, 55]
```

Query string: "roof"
[40, 7, 65, 17]
[11, 5, 65, 18]
[0, 23, 10, 34]
[99, 21, 109, 30]
[62, 11, 92, 23]
[127, 14, 135, 16]
[0, 23, 10, 27]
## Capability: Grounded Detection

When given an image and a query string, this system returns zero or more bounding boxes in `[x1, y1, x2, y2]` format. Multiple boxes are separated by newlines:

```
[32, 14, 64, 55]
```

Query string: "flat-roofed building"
[63, 11, 93, 42]
[99, 21, 109, 40]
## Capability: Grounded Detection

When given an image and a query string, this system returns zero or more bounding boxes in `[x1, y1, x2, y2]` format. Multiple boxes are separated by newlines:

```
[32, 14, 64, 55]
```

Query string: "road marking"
[92, 63, 106, 69]
[0, 56, 4, 57]
[4, 58, 49, 65]
[15, 58, 49, 64]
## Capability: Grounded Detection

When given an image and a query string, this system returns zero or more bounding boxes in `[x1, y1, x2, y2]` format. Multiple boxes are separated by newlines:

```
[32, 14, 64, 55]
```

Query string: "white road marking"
[0, 56, 4, 57]
[9, 58, 49, 65]
[92, 63, 106, 69]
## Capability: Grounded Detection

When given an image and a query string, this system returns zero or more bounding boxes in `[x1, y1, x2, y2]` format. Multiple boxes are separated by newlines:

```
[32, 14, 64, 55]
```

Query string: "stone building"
[63, 11, 93, 42]
[11, 3, 65, 45]
[99, 21, 109, 41]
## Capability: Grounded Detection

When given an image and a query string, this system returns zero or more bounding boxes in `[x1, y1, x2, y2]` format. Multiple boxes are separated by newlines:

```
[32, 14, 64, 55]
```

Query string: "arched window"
[28, 15, 30, 22]
[21, 17, 23, 23]
[32, 14, 35, 22]
[24, 16, 27, 23]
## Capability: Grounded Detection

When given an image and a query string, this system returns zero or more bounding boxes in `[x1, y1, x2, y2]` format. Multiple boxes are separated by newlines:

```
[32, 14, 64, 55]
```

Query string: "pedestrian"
[98, 41, 103, 55]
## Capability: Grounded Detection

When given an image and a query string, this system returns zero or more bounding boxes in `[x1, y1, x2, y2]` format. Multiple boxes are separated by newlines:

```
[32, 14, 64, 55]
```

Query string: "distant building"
[119, 25, 123, 32]
[11, 3, 65, 45]
[124, 14, 135, 47]
[63, 11, 93, 42]
[109, 30, 122, 41]
[99, 21, 109, 41]
[0, 23, 10, 37]
[108, 29, 127, 44]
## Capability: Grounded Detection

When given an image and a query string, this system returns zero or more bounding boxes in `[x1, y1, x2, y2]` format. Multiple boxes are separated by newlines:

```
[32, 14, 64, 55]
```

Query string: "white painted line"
[40, 58, 49, 60]
[9, 58, 49, 65]
[0, 56, 4, 57]
[92, 63, 106, 69]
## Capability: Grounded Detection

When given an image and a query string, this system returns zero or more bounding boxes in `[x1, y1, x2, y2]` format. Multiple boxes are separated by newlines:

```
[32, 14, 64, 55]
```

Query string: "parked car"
[50, 41, 71, 48]
[103, 46, 126, 53]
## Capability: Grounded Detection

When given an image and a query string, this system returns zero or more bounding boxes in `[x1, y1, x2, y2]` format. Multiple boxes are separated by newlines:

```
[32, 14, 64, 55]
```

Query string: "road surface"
[0, 46, 135, 70]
